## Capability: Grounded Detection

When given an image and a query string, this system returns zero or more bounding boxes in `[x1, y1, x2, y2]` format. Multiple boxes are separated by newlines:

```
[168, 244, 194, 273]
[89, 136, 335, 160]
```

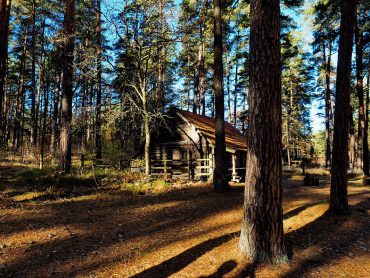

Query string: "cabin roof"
[176, 109, 247, 151]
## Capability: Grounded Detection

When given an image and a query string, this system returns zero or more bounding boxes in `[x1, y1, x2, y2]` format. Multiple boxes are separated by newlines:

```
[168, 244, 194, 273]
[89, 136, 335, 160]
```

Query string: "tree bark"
[213, 0, 229, 192]
[143, 86, 151, 177]
[95, 0, 102, 160]
[349, 106, 356, 169]
[13, 30, 28, 152]
[233, 29, 240, 127]
[239, 0, 286, 263]
[51, 72, 61, 158]
[34, 19, 46, 150]
[199, 16, 206, 116]
[40, 69, 49, 169]
[365, 72, 370, 176]
[324, 39, 333, 168]
[156, 0, 165, 112]
[355, 15, 368, 175]
[60, 0, 76, 174]
[330, 0, 357, 214]
[30, 0, 37, 148]
[0, 0, 11, 145]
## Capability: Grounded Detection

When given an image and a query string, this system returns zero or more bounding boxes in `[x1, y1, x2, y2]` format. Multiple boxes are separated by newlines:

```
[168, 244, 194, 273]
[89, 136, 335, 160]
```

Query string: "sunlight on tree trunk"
[239, 0, 287, 263]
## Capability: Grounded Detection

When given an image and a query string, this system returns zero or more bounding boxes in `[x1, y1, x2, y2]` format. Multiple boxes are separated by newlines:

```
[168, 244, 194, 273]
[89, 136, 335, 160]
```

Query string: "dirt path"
[0, 163, 369, 277]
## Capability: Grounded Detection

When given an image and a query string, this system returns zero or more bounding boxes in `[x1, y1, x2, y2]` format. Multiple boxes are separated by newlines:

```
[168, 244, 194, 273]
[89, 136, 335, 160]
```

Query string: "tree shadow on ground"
[282, 198, 370, 277]
[130, 198, 369, 278]
[0, 180, 246, 276]
[131, 232, 239, 278]
[1, 161, 369, 277]
[199, 260, 238, 278]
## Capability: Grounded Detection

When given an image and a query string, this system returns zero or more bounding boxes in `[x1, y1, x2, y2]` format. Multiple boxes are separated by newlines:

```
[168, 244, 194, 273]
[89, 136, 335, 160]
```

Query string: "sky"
[102, 0, 327, 134]
[295, 1, 324, 134]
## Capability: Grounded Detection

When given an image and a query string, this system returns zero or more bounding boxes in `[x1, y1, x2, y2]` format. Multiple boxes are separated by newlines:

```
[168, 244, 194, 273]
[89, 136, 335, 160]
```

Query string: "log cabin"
[151, 109, 247, 181]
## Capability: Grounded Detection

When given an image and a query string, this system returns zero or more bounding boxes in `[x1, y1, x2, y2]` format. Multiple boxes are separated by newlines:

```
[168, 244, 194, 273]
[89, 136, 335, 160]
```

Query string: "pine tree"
[330, 0, 357, 214]
[239, 0, 286, 263]
[312, 0, 340, 168]
[60, 0, 76, 173]
[0, 0, 12, 145]
[213, 0, 230, 192]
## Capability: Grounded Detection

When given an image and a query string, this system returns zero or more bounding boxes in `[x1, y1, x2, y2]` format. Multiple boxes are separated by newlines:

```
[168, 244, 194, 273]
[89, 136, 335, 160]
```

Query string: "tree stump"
[304, 174, 319, 187]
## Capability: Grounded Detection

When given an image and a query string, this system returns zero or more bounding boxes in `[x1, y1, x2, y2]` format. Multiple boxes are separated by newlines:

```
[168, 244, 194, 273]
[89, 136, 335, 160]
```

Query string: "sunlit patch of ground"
[0, 161, 369, 277]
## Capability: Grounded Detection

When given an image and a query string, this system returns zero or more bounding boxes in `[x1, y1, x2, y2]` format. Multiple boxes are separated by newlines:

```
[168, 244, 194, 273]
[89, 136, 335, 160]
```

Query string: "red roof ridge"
[175, 109, 247, 151]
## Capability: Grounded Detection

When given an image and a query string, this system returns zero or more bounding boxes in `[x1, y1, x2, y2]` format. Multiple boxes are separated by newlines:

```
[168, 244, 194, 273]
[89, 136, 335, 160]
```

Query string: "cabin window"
[173, 150, 181, 160]
[182, 150, 188, 160]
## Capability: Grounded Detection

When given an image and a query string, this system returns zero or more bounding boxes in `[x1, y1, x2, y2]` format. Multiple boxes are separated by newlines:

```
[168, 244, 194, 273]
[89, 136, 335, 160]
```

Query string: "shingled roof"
[176, 109, 247, 151]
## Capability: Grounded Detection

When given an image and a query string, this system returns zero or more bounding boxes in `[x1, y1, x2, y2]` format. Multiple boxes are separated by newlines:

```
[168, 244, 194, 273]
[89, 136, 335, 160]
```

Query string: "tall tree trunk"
[186, 40, 191, 111]
[30, 0, 37, 148]
[330, 0, 357, 214]
[355, 16, 367, 175]
[286, 81, 294, 169]
[193, 69, 199, 114]
[156, 0, 165, 112]
[81, 39, 88, 157]
[324, 39, 333, 168]
[213, 0, 229, 192]
[60, 0, 76, 174]
[13, 30, 28, 152]
[142, 85, 151, 177]
[233, 29, 240, 127]
[365, 72, 370, 176]
[40, 71, 49, 169]
[95, 0, 102, 160]
[349, 106, 356, 169]
[0, 0, 12, 145]
[239, 0, 286, 263]
[34, 20, 46, 151]
[199, 34, 206, 115]
[226, 51, 231, 123]
[51, 72, 61, 158]
[200, 2, 208, 116]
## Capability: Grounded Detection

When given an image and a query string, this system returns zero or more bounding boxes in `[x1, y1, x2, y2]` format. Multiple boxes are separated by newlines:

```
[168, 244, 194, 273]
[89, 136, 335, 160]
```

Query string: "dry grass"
[0, 161, 369, 277]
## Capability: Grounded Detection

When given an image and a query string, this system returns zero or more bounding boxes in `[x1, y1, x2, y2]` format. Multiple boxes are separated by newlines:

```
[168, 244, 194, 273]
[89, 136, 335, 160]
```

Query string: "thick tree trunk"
[0, 0, 11, 145]
[213, 0, 229, 192]
[59, 0, 76, 174]
[95, 0, 102, 160]
[330, 0, 356, 214]
[355, 18, 367, 175]
[239, 0, 286, 263]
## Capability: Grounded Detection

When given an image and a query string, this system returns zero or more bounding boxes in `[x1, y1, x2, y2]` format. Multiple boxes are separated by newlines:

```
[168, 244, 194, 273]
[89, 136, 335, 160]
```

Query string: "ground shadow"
[131, 232, 239, 277]
[282, 199, 370, 277]
[199, 260, 238, 278]
[1, 161, 369, 277]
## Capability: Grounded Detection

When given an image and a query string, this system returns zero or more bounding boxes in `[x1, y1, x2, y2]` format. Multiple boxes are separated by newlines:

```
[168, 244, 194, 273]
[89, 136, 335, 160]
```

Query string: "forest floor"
[0, 161, 370, 278]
